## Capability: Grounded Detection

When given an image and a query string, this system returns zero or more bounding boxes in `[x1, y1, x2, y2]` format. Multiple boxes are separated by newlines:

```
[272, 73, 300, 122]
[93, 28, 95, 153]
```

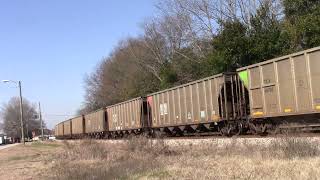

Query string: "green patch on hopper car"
[238, 70, 249, 88]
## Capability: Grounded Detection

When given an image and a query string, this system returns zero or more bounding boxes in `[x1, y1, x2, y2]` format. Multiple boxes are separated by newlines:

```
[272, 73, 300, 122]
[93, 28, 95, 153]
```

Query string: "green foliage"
[248, 2, 293, 62]
[209, 20, 250, 73]
[205, 3, 294, 74]
[159, 63, 177, 89]
[283, 0, 320, 49]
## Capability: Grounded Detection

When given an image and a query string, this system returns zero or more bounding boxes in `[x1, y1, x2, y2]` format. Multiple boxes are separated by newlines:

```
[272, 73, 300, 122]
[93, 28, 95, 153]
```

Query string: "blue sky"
[0, 0, 156, 129]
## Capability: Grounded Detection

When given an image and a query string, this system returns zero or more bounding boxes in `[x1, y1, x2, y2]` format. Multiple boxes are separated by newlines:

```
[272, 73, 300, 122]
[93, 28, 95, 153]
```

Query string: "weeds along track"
[162, 136, 320, 147]
[58, 134, 320, 148]
[164, 131, 320, 139]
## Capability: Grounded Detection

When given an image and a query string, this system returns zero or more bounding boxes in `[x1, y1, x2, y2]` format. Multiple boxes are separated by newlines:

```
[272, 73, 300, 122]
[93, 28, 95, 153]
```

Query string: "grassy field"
[0, 137, 320, 180]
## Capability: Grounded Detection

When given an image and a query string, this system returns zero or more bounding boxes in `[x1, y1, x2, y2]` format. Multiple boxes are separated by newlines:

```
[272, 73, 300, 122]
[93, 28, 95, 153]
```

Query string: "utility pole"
[39, 102, 43, 140]
[18, 81, 25, 144]
[2, 80, 25, 145]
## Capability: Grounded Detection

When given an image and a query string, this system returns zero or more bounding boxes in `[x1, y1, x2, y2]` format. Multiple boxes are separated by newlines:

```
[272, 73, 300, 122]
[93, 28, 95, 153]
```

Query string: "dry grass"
[47, 136, 320, 180]
[49, 138, 168, 180]
[1, 137, 318, 179]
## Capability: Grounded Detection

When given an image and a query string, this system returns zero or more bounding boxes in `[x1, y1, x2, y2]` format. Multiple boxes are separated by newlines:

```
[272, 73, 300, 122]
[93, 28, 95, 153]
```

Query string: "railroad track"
[59, 125, 320, 141]
[151, 124, 320, 140]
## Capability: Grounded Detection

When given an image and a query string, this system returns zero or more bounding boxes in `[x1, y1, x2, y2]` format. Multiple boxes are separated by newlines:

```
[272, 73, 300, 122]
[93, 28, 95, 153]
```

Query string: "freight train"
[55, 47, 320, 139]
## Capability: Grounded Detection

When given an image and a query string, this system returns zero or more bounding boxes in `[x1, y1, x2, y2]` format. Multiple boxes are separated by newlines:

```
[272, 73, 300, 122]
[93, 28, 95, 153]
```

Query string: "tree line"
[79, 0, 320, 114]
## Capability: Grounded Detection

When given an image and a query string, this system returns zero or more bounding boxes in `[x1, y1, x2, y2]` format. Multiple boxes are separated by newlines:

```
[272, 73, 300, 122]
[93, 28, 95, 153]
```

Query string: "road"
[0, 143, 19, 151]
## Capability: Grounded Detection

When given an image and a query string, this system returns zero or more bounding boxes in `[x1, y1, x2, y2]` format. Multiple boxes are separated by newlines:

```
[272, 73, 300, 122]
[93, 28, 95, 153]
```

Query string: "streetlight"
[2, 80, 25, 145]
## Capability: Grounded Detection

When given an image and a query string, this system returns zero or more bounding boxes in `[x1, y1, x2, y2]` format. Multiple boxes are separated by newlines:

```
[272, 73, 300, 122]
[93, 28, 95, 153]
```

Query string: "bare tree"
[1, 97, 42, 138]
[0, 122, 3, 133]
[82, 40, 161, 112]
[156, 0, 282, 35]
[155, 0, 214, 58]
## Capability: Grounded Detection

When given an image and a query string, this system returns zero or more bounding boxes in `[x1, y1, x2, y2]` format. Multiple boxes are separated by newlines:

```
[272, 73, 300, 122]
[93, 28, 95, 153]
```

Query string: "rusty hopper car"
[84, 109, 106, 137]
[54, 125, 58, 137]
[71, 115, 85, 137]
[106, 97, 148, 136]
[237, 47, 320, 128]
[63, 120, 72, 137]
[56, 123, 64, 137]
[147, 73, 247, 134]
